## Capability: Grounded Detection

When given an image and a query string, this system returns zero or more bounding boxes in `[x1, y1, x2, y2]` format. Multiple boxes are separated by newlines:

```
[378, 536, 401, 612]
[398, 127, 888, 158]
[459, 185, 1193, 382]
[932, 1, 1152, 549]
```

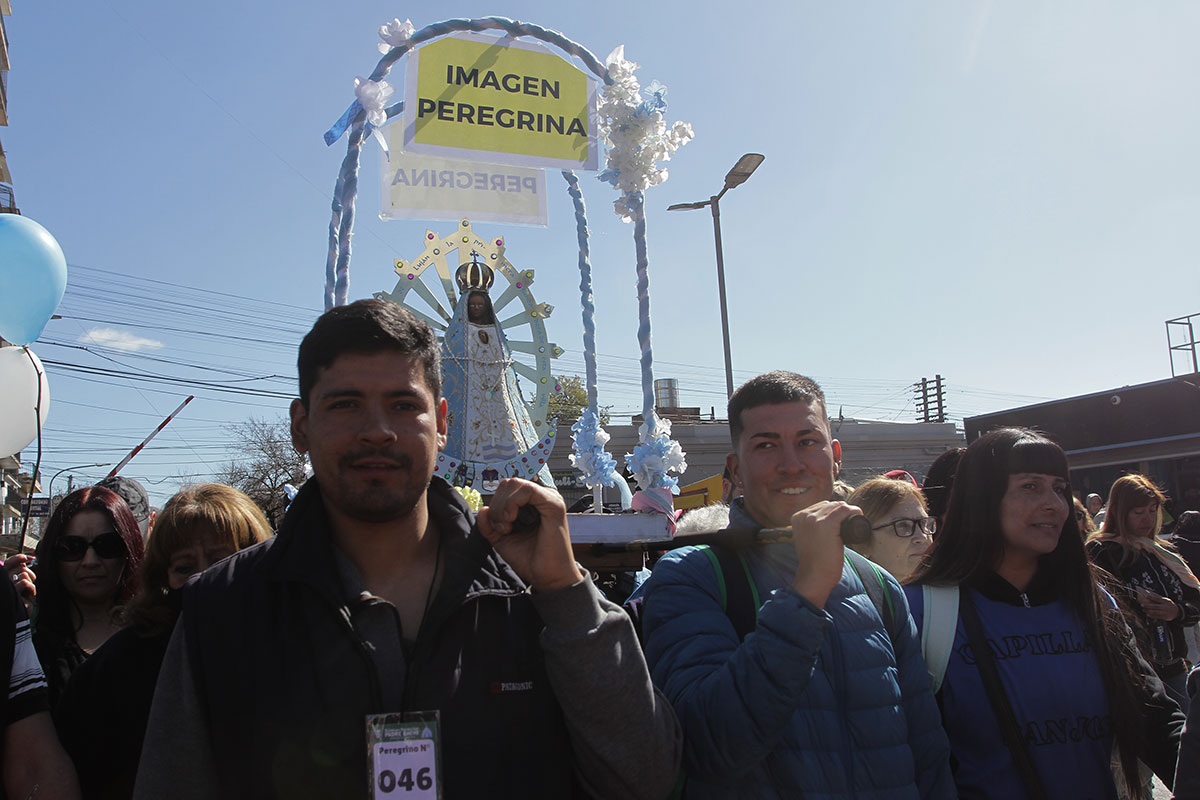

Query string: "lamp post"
[667, 153, 764, 399]
[47, 463, 110, 500]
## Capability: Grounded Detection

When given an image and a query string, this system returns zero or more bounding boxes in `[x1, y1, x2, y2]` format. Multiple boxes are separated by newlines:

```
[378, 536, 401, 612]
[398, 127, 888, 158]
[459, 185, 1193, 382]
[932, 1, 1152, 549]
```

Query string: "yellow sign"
[403, 32, 598, 171]
[381, 121, 548, 226]
[676, 473, 725, 511]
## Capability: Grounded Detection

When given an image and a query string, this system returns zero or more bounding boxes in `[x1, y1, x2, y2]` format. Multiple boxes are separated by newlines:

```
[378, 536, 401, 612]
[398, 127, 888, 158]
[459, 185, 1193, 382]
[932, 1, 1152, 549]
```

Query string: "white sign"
[381, 123, 548, 227]
[373, 740, 436, 799]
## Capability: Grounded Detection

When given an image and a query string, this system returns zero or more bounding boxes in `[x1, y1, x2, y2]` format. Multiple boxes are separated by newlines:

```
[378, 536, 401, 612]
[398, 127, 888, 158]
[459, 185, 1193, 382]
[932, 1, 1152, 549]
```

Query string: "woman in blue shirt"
[906, 428, 1182, 800]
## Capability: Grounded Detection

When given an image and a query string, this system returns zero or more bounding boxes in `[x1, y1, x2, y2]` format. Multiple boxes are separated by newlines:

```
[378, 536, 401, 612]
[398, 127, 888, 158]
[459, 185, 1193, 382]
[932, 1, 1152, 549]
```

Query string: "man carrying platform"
[135, 299, 680, 800]
[639, 371, 953, 798]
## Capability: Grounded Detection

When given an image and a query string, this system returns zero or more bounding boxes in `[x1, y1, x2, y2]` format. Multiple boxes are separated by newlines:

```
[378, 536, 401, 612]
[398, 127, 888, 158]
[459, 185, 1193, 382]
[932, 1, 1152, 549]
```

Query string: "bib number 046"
[367, 711, 441, 800]
[378, 767, 433, 793]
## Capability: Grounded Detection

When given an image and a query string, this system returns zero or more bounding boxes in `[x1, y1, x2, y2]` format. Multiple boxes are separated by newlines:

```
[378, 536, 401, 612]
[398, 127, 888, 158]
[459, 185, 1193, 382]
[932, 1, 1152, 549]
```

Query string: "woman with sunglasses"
[10, 486, 144, 706]
[54, 483, 271, 799]
[906, 429, 1183, 800]
[1086, 474, 1200, 715]
[845, 477, 936, 582]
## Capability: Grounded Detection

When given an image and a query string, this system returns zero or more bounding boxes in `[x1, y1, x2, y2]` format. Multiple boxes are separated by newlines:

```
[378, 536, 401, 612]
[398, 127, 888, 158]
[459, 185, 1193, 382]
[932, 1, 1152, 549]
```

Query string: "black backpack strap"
[959, 589, 1049, 800]
[621, 595, 646, 643]
[626, 545, 763, 646]
[699, 545, 760, 642]
[653, 544, 762, 800]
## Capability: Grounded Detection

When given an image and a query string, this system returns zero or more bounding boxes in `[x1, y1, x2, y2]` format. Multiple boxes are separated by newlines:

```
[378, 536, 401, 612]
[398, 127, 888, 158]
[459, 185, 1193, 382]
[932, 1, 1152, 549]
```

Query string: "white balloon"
[0, 346, 50, 457]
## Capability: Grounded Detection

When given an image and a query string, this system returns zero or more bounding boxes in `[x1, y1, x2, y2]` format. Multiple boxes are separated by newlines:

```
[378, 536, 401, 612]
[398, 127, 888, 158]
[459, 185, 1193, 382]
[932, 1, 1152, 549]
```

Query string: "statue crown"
[455, 252, 494, 293]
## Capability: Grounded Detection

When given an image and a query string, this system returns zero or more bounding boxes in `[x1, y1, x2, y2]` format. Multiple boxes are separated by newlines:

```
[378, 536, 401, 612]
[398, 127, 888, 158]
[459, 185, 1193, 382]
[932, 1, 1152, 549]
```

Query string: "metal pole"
[710, 195, 735, 399]
[107, 395, 194, 478]
[48, 467, 71, 500]
[1190, 320, 1198, 374]
[47, 462, 110, 499]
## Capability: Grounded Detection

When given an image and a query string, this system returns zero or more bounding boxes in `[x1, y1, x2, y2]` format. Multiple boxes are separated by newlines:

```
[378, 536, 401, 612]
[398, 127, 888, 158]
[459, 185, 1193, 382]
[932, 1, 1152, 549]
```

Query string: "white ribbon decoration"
[378, 18, 416, 53]
[354, 76, 394, 128]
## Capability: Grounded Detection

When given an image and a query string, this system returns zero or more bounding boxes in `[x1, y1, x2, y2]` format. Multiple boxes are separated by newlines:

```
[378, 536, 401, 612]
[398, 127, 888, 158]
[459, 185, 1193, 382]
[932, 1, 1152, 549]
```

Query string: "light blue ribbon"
[324, 100, 363, 146]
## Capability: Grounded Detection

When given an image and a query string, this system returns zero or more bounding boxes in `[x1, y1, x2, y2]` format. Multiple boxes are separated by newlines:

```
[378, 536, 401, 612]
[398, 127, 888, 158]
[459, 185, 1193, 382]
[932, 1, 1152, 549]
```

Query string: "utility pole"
[914, 378, 929, 422]
[914, 375, 948, 423]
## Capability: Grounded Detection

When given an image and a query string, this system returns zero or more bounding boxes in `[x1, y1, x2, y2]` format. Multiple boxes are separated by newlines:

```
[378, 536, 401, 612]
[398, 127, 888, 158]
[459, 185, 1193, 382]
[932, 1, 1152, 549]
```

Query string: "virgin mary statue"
[441, 254, 552, 492]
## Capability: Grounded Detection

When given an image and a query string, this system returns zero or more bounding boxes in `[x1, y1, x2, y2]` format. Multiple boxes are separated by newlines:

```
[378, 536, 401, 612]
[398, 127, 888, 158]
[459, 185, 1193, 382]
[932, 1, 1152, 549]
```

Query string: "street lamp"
[667, 153, 765, 399]
[47, 463, 110, 500]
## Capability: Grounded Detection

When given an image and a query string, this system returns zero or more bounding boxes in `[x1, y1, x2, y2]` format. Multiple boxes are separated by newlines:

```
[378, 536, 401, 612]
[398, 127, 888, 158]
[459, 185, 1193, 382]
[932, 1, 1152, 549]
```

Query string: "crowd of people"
[2, 299, 1199, 799]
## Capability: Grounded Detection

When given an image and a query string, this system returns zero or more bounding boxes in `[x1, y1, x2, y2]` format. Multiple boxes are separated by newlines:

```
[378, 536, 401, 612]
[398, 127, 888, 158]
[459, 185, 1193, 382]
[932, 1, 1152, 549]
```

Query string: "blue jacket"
[641, 502, 954, 799]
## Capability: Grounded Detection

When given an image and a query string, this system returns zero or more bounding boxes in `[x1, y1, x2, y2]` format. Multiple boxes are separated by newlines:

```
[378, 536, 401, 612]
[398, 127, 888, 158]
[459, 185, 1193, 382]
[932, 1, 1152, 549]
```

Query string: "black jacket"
[31, 624, 86, 709]
[176, 478, 614, 799]
[55, 626, 171, 799]
[1087, 538, 1200, 670]
[1171, 512, 1200, 575]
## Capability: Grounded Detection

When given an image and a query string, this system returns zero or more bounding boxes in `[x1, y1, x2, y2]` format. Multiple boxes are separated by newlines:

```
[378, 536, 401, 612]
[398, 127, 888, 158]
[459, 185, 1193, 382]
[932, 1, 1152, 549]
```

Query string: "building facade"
[964, 377, 1200, 513]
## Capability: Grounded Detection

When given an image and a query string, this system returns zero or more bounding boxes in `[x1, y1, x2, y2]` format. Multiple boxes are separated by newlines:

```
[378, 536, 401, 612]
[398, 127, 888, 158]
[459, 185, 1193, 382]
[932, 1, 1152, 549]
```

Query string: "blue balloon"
[0, 216, 67, 345]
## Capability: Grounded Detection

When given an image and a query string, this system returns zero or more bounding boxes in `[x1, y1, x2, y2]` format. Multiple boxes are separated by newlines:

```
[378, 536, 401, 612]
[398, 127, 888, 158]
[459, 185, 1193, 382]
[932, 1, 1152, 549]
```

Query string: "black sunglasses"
[54, 532, 127, 562]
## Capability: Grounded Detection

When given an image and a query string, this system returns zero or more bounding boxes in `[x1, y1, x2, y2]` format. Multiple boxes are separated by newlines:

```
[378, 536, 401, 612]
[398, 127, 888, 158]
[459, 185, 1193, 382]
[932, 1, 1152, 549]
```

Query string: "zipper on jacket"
[400, 629, 418, 712]
[1019, 592, 1031, 608]
[400, 590, 457, 713]
[334, 601, 385, 709]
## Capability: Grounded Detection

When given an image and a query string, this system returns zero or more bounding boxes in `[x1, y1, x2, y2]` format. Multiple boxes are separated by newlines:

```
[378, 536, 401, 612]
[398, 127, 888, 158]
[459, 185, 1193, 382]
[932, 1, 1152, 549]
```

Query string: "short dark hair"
[728, 371, 827, 446]
[921, 447, 965, 520]
[297, 299, 441, 407]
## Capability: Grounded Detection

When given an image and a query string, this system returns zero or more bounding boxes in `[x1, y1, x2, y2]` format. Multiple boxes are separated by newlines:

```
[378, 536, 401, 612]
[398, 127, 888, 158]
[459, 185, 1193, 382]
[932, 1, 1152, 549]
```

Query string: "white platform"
[566, 512, 671, 544]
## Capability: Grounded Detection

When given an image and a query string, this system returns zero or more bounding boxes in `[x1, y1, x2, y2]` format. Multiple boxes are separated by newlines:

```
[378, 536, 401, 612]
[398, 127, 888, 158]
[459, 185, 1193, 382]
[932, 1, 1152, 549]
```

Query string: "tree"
[216, 416, 308, 527]
[548, 375, 611, 426]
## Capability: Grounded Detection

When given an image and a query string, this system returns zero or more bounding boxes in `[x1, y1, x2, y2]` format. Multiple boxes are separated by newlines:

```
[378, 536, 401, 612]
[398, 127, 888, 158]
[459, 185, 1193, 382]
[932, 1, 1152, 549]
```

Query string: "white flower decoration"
[597, 46, 695, 221]
[626, 416, 688, 492]
[378, 18, 415, 53]
[354, 77, 394, 128]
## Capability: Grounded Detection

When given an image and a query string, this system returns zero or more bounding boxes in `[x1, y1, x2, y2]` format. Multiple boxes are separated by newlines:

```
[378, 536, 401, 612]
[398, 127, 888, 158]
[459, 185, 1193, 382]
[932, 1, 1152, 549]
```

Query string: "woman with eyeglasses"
[54, 483, 271, 799]
[905, 429, 1183, 800]
[845, 477, 936, 582]
[8, 486, 144, 706]
[1086, 474, 1200, 716]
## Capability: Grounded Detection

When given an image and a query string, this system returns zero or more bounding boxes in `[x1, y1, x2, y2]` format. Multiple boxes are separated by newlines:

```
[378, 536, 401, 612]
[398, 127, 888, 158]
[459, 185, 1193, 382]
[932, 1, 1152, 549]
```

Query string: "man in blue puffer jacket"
[641, 371, 953, 799]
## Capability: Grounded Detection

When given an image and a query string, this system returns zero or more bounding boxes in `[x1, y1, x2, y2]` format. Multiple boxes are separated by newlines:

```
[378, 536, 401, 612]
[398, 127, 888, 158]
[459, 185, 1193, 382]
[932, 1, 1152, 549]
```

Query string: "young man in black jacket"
[134, 299, 680, 800]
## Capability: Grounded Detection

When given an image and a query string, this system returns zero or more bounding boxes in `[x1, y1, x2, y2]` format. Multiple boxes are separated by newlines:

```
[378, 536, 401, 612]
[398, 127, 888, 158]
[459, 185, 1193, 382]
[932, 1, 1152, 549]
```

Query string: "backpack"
[623, 546, 904, 800]
[624, 545, 902, 645]
[919, 584, 960, 693]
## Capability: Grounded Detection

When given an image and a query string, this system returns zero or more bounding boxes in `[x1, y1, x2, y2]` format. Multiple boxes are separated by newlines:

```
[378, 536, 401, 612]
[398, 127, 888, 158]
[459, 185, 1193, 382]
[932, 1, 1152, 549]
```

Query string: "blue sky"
[7, 1, 1200, 503]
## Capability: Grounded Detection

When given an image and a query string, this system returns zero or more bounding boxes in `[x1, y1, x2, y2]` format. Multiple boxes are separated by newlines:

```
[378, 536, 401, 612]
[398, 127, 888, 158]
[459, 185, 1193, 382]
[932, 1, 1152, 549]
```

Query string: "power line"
[42, 359, 295, 399]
